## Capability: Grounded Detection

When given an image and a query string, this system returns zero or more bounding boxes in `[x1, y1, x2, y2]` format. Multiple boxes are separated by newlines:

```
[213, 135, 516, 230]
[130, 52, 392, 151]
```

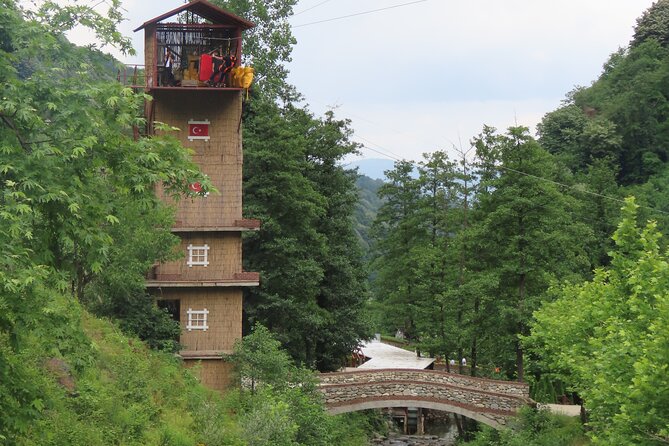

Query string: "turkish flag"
[189, 123, 209, 138]
[189, 182, 202, 193]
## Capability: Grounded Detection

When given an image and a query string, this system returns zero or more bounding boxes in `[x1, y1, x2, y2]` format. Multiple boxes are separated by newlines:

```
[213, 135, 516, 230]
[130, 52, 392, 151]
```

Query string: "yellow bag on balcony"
[241, 67, 254, 89]
[231, 66, 244, 88]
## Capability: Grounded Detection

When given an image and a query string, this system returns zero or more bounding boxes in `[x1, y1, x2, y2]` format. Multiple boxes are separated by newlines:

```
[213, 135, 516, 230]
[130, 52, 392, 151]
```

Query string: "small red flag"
[189, 182, 203, 193]
[188, 119, 210, 141]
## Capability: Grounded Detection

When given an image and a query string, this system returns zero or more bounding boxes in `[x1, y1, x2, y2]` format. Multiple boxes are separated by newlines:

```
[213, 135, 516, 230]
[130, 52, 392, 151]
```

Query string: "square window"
[187, 244, 209, 267]
[186, 308, 209, 331]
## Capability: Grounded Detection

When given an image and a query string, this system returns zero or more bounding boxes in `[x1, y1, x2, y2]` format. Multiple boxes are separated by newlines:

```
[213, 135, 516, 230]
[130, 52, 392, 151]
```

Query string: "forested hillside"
[354, 174, 385, 255]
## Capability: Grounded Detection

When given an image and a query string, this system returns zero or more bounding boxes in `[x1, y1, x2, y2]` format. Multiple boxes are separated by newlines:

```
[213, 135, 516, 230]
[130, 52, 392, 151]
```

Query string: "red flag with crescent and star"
[188, 119, 210, 141]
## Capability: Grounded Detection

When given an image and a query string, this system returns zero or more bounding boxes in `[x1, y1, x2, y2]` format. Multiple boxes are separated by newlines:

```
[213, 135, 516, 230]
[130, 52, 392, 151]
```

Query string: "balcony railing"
[117, 64, 147, 89]
[117, 63, 252, 91]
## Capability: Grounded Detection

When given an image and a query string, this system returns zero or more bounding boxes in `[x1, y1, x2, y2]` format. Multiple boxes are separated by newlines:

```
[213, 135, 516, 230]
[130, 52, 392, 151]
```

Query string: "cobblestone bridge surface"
[318, 369, 532, 429]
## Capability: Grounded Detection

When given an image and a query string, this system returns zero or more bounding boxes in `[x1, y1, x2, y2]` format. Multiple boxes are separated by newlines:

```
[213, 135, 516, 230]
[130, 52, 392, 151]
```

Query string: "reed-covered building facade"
[133, 0, 259, 392]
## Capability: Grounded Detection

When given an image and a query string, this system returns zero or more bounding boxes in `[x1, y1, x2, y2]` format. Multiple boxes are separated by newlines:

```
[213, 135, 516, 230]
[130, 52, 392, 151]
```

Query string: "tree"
[626, 166, 669, 238]
[573, 159, 622, 268]
[242, 101, 368, 370]
[538, 104, 622, 174]
[353, 175, 385, 257]
[410, 152, 463, 362]
[227, 322, 296, 393]
[566, 40, 669, 185]
[82, 200, 182, 351]
[299, 109, 369, 371]
[209, 0, 368, 371]
[540, 0, 669, 188]
[370, 160, 422, 339]
[470, 126, 590, 380]
[528, 197, 669, 445]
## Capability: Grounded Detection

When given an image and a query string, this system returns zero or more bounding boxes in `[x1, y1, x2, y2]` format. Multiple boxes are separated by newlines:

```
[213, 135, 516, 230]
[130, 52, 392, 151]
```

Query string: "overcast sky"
[66, 0, 657, 162]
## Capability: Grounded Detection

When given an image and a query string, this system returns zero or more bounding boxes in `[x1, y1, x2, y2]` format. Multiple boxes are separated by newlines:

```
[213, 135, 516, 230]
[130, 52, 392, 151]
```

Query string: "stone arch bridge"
[318, 369, 532, 429]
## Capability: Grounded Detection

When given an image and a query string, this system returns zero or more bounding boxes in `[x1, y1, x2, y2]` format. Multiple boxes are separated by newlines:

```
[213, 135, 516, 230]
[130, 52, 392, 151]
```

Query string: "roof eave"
[133, 0, 255, 32]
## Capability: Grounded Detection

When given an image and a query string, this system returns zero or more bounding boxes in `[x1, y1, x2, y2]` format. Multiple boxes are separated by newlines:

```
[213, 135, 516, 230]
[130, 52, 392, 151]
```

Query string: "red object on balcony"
[199, 54, 213, 81]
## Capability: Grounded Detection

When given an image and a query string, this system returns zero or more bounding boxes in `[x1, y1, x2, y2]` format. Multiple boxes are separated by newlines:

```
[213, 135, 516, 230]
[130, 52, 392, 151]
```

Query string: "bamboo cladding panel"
[152, 90, 243, 227]
[154, 233, 242, 281]
[153, 90, 242, 161]
[153, 287, 242, 352]
[182, 289, 242, 351]
[183, 359, 235, 394]
[189, 161, 241, 226]
[155, 161, 242, 228]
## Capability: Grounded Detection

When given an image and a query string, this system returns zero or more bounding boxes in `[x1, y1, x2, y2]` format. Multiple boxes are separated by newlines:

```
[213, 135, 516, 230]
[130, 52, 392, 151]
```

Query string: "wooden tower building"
[134, 1, 259, 392]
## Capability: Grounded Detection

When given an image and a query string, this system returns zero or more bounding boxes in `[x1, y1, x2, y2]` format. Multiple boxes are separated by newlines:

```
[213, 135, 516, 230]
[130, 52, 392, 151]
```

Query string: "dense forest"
[2, 0, 669, 444]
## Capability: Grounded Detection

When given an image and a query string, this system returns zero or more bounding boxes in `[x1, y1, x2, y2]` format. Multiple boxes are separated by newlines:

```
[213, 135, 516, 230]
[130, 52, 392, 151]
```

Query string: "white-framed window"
[186, 308, 209, 331]
[187, 244, 209, 267]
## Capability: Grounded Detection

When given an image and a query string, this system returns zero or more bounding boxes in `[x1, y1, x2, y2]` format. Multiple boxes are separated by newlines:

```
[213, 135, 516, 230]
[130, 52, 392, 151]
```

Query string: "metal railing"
[117, 64, 147, 88]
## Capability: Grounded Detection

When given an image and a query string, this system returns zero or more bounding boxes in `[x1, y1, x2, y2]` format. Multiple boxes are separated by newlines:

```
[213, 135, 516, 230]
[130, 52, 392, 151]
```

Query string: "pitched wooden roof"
[134, 0, 255, 32]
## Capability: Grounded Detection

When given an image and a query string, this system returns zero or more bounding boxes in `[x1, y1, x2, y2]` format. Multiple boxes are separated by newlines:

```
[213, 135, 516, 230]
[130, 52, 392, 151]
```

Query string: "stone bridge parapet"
[318, 369, 532, 429]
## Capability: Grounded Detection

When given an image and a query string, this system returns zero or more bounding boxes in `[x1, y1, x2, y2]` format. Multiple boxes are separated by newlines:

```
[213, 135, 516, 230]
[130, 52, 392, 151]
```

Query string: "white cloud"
[324, 97, 560, 163]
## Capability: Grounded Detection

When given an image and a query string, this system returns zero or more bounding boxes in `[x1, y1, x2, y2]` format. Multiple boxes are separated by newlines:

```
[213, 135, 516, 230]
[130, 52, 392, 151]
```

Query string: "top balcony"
[132, 0, 254, 91]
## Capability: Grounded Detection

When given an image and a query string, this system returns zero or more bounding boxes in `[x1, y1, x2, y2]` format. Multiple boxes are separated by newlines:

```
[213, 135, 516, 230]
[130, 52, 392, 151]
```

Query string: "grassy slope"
[15, 296, 241, 446]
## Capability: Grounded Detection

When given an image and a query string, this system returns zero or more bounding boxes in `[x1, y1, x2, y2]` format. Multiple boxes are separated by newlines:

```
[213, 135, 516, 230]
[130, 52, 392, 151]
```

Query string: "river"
[370, 414, 460, 446]
[370, 432, 458, 446]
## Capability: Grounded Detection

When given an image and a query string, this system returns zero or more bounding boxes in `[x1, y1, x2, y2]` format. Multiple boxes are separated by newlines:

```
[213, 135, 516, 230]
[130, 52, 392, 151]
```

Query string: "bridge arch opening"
[327, 398, 509, 430]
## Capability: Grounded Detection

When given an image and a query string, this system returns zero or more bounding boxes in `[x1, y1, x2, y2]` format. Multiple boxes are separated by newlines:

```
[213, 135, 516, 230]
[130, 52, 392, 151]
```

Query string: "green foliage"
[530, 375, 568, 404]
[6, 297, 246, 446]
[1, 0, 209, 297]
[226, 323, 371, 446]
[370, 130, 591, 379]
[538, 105, 621, 173]
[471, 126, 591, 378]
[239, 387, 299, 446]
[541, 37, 669, 186]
[370, 159, 422, 338]
[465, 407, 588, 446]
[83, 202, 181, 351]
[227, 323, 296, 392]
[0, 332, 47, 440]
[625, 166, 669, 240]
[528, 197, 669, 445]
[0, 1, 212, 438]
[632, 0, 669, 48]
[205, 1, 369, 371]
[242, 100, 369, 370]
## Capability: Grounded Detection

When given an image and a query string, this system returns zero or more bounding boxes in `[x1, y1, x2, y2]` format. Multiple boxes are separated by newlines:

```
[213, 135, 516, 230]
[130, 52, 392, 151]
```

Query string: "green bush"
[464, 407, 588, 446]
